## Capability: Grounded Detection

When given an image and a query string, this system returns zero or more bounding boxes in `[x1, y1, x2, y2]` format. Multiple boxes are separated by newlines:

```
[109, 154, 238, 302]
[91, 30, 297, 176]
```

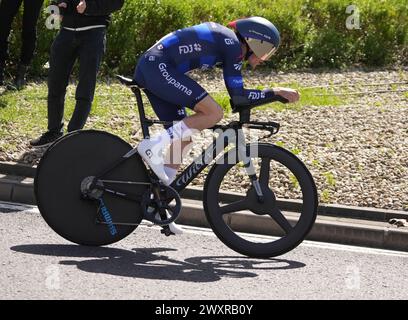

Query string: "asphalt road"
[1, 201, 407, 300]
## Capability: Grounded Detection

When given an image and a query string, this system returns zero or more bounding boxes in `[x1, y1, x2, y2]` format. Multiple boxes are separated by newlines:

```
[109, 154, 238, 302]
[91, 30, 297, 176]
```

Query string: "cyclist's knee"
[194, 95, 224, 122]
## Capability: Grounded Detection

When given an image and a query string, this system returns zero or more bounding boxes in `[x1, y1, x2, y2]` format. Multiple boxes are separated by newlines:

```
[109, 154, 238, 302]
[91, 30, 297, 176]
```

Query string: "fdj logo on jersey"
[248, 91, 266, 100]
[179, 43, 202, 54]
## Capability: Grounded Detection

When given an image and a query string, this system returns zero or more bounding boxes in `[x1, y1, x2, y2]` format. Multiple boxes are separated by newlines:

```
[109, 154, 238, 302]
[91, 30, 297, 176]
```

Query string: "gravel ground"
[187, 68, 408, 211]
[1, 68, 407, 211]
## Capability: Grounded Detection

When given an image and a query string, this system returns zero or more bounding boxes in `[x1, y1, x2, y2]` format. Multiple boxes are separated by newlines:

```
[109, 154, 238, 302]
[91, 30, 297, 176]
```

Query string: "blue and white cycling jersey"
[134, 22, 271, 122]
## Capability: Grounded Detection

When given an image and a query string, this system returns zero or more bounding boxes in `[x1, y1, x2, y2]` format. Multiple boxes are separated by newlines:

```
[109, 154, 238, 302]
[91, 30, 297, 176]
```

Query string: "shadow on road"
[11, 244, 306, 283]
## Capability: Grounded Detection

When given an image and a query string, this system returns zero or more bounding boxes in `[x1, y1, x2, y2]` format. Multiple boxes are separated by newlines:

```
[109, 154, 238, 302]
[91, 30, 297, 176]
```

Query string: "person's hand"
[273, 87, 300, 103]
[77, 0, 87, 14]
[58, 2, 67, 8]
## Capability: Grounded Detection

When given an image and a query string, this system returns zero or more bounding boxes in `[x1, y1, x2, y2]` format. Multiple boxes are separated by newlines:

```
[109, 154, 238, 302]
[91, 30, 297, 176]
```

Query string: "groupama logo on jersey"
[158, 63, 193, 96]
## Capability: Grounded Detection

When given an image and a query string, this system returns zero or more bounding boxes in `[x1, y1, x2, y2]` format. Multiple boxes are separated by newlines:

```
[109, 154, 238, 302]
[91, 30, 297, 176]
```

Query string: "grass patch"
[212, 92, 232, 114]
[254, 82, 344, 112]
[275, 141, 285, 148]
[274, 82, 344, 107]
[289, 173, 300, 190]
[323, 171, 336, 187]
[311, 159, 321, 168]
[0, 79, 347, 154]
[290, 147, 302, 156]
[0, 82, 143, 152]
[321, 189, 331, 203]
[212, 82, 344, 114]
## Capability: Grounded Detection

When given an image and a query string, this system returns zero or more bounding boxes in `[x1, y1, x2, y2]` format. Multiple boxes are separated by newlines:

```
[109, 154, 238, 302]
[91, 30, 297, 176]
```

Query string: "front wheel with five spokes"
[203, 143, 318, 258]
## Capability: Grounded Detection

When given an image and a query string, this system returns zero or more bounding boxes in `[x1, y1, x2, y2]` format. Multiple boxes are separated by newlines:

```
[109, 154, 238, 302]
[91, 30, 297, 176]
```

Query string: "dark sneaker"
[30, 131, 63, 148]
[13, 64, 27, 90]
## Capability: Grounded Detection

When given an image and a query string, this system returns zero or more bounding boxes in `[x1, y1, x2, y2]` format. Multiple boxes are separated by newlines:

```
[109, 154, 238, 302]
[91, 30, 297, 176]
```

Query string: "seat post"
[239, 109, 251, 123]
[132, 87, 150, 139]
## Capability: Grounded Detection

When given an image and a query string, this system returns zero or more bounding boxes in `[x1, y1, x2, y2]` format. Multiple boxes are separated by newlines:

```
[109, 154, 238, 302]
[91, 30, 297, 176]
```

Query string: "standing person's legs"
[30, 29, 78, 147]
[20, 0, 44, 66]
[47, 30, 78, 132]
[14, 0, 44, 88]
[0, 0, 23, 83]
[67, 28, 106, 132]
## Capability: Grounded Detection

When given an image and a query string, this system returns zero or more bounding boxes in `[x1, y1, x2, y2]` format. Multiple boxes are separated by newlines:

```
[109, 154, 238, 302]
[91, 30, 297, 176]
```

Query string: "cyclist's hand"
[273, 87, 300, 103]
[77, 0, 87, 14]
[58, 1, 67, 8]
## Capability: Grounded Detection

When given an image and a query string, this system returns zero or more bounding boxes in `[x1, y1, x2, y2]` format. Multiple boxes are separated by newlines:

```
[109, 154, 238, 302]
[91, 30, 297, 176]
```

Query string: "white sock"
[164, 166, 178, 184]
[151, 120, 194, 150]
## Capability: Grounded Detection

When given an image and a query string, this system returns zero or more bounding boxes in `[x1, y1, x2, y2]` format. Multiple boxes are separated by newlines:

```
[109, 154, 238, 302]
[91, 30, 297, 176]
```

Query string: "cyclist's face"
[248, 53, 263, 69]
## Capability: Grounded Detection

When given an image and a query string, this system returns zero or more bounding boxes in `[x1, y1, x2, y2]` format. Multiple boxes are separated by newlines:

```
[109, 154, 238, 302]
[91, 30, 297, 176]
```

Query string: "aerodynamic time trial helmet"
[228, 16, 280, 61]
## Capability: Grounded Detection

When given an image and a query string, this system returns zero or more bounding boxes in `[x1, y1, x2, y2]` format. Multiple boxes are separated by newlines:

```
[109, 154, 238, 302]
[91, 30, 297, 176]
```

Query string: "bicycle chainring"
[141, 184, 182, 226]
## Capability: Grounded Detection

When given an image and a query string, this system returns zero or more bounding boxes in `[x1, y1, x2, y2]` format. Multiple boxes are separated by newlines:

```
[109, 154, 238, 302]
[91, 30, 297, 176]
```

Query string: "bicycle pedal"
[160, 227, 175, 237]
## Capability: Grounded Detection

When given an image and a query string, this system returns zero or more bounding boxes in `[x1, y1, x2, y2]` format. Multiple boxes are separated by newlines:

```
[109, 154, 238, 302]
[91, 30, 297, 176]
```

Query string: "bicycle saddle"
[116, 75, 139, 87]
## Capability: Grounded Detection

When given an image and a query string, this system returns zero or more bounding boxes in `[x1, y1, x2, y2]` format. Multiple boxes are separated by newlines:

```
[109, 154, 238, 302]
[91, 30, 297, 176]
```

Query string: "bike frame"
[92, 85, 280, 203]
[93, 122, 263, 201]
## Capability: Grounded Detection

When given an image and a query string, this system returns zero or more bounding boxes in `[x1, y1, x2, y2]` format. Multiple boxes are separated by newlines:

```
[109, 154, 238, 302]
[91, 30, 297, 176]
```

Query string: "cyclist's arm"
[222, 58, 277, 108]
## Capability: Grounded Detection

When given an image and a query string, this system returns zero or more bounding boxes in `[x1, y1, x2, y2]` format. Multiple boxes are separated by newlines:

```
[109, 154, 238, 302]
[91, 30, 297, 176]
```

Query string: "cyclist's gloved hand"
[259, 88, 287, 104]
[272, 87, 300, 103]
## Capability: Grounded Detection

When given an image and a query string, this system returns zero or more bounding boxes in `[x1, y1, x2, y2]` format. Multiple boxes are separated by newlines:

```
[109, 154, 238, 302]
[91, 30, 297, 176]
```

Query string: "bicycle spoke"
[268, 207, 293, 234]
[219, 200, 248, 215]
[259, 157, 271, 187]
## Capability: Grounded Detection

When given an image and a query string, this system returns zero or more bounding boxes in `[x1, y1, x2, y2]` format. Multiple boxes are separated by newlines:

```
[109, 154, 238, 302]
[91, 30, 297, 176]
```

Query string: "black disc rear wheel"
[35, 130, 150, 246]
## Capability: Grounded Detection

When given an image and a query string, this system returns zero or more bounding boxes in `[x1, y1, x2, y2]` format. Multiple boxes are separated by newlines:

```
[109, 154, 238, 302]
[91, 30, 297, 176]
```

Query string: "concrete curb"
[2, 161, 407, 221]
[0, 162, 36, 178]
[0, 175, 36, 205]
[181, 186, 408, 222]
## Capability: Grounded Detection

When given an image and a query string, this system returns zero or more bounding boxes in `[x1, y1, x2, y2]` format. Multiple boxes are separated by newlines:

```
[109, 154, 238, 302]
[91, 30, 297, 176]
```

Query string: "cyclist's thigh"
[139, 58, 209, 109]
[144, 90, 187, 128]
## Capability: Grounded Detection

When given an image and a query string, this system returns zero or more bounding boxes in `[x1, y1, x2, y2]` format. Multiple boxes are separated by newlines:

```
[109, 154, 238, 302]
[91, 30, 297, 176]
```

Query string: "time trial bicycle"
[35, 75, 318, 258]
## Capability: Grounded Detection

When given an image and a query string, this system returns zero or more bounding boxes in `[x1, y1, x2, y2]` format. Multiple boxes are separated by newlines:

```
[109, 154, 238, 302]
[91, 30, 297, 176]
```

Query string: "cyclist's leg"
[185, 95, 224, 130]
[140, 90, 186, 234]
[139, 63, 223, 132]
[143, 90, 193, 176]
[163, 96, 224, 171]
[135, 59, 223, 180]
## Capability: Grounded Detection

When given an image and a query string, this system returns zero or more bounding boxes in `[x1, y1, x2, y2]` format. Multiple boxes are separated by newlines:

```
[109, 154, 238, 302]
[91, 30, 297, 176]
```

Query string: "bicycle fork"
[235, 129, 264, 203]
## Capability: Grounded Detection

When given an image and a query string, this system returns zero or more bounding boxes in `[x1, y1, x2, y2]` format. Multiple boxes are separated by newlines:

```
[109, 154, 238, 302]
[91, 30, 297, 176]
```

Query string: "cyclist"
[134, 17, 300, 234]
